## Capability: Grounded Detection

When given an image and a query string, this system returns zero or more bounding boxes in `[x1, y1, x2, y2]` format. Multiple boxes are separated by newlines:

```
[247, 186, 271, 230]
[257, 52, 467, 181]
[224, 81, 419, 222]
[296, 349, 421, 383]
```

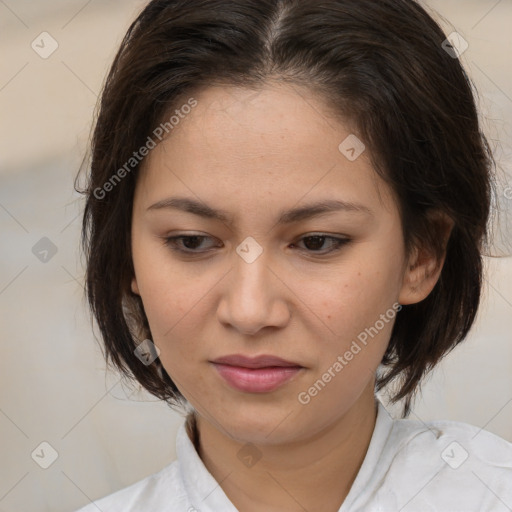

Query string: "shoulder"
[378, 414, 512, 511]
[391, 415, 512, 470]
[74, 460, 188, 512]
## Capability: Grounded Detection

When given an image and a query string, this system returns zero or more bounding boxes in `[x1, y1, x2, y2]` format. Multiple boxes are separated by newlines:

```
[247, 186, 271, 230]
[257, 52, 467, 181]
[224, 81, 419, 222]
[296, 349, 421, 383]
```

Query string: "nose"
[216, 248, 291, 335]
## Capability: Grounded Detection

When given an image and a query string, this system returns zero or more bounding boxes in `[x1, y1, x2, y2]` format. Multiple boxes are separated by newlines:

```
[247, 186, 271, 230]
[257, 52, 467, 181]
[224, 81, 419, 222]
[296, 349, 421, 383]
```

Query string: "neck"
[192, 384, 378, 512]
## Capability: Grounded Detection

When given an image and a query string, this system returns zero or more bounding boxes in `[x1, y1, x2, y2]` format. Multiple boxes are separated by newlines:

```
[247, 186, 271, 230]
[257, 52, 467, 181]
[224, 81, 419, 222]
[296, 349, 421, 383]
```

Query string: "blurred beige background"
[0, 1, 511, 511]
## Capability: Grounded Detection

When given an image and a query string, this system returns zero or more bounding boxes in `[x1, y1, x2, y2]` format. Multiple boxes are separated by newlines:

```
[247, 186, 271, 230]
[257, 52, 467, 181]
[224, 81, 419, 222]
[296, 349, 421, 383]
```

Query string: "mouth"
[210, 354, 304, 393]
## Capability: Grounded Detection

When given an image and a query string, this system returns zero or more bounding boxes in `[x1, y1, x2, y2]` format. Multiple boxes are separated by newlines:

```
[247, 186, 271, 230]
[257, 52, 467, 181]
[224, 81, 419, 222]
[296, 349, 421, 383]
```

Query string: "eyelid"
[161, 232, 351, 256]
[162, 233, 219, 253]
[291, 234, 350, 253]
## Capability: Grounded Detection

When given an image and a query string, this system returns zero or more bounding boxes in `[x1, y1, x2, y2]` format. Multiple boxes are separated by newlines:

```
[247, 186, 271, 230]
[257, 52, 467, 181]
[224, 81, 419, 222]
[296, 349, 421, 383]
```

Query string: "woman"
[75, 0, 512, 510]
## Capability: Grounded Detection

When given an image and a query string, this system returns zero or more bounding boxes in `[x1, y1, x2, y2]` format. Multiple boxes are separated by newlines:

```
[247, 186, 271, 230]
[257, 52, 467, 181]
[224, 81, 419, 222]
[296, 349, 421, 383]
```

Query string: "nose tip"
[216, 249, 291, 334]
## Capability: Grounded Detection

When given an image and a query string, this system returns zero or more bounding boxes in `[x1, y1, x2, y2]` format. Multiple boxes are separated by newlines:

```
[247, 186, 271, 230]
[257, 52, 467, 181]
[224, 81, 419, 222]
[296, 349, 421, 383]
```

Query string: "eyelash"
[162, 234, 351, 256]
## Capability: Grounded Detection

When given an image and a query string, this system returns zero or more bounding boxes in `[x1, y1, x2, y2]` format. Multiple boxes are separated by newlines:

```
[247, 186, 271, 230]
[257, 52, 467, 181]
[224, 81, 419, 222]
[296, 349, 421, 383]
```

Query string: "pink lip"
[211, 354, 304, 393]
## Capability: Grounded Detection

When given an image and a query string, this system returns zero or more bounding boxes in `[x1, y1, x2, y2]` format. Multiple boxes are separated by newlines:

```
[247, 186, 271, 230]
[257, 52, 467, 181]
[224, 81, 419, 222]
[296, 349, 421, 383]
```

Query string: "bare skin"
[130, 82, 449, 511]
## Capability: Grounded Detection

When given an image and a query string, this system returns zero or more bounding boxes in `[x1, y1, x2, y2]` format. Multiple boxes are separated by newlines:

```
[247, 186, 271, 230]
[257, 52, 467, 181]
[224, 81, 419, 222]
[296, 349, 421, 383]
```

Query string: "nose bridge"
[217, 240, 289, 333]
[233, 234, 270, 286]
[232, 243, 272, 309]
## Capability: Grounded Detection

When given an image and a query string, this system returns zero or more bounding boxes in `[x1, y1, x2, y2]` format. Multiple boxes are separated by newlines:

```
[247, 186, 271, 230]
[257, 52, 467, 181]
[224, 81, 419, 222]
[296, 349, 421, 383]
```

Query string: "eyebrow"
[147, 196, 373, 225]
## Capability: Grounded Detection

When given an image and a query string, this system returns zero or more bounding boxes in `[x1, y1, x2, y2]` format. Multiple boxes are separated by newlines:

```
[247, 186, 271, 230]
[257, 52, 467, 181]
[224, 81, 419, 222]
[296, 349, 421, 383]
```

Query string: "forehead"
[136, 83, 395, 219]
[158, 83, 354, 168]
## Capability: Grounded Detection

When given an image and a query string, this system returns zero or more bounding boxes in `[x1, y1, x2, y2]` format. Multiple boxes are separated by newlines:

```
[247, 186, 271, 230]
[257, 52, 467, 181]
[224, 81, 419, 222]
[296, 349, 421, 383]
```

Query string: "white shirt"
[75, 399, 512, 511]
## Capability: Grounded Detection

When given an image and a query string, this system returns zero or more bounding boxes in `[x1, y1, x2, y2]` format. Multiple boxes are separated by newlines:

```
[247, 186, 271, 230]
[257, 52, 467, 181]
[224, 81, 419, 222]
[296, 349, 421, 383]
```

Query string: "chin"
[226, 403, 313, 445]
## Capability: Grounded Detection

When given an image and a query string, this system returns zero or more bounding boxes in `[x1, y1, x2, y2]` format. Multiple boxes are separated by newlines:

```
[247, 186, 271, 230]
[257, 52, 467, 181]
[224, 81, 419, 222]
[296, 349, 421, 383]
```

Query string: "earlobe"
[131, 276, 140, 295]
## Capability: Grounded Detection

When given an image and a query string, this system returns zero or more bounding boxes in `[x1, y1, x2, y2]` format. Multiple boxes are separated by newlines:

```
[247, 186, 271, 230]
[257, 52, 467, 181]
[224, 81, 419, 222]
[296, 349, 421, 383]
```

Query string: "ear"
[131, 275, 140, 295]
[398, 211, 454, 306]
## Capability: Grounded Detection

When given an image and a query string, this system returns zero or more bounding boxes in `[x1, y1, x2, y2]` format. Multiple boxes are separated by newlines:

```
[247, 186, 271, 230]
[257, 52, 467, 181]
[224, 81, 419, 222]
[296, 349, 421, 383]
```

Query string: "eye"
[162, 233, 350, 256]
[162, 234, 219, 254]
[292, 234, 350, 254]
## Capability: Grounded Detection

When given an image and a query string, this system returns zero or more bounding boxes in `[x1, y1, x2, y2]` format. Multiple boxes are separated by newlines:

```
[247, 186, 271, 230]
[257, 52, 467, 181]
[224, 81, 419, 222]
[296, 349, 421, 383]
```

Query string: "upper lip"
[211, 354, 302, 368]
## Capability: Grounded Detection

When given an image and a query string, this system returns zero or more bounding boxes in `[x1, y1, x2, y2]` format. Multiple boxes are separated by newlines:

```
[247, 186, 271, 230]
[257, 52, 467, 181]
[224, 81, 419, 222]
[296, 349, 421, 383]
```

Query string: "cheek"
[137, 270, 209, 344]
[318, 261, 401, 331]
[132, 247, 230, 383]
[132, 228, 211, 328]
[299, 269, 399, 408]
[307, 258, 402, 383]
[137, 273, 210, 387]
[132, 238, 193, 338]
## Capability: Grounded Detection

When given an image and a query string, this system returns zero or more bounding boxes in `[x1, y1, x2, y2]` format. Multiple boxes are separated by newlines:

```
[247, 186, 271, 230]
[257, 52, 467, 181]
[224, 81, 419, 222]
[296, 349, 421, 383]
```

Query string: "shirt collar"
[176, 420, 239, 511]
[339, 398, 395, 511]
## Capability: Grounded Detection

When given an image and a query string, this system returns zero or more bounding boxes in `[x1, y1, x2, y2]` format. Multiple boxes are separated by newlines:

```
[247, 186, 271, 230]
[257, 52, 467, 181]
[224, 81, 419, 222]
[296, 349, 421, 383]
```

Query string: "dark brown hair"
[77, 0, 496, 417]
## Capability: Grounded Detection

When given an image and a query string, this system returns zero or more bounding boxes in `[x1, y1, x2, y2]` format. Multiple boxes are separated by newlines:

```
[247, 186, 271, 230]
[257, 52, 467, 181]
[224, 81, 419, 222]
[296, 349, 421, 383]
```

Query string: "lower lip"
[212, 363, 303, 393]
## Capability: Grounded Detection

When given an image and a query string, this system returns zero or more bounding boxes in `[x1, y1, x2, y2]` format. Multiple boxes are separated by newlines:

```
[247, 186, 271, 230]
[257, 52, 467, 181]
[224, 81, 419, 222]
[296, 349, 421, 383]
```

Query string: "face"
[130, 83, 434, 445]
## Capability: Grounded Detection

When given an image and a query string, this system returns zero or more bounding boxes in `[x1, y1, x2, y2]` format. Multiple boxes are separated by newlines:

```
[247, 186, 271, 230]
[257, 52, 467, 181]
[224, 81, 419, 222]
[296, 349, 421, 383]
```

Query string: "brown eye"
[293, 235, 350, 254]
[162, 233, 350, 257]
[163, 235, 218, 253]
